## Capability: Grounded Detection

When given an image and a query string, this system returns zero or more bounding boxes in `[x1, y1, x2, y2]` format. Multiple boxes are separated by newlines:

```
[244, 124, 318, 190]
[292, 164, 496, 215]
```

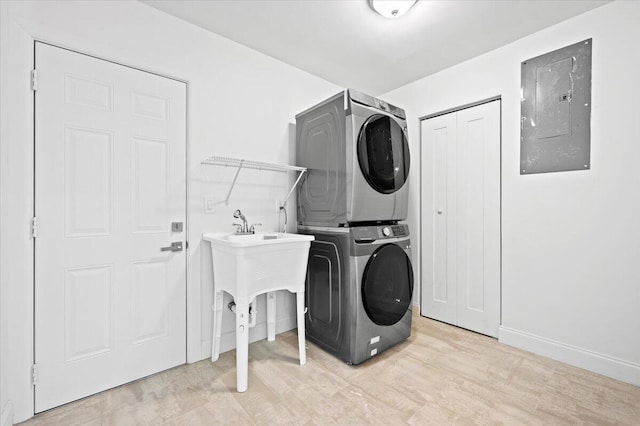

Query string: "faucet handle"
[232, 223, 243, 233]
[249, 223, 262, 233]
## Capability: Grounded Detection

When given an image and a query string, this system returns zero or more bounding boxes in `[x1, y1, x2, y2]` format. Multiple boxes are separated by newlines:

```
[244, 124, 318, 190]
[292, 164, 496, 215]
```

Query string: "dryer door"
[357, 114, 410, 194]
[361, 243, 413, 326]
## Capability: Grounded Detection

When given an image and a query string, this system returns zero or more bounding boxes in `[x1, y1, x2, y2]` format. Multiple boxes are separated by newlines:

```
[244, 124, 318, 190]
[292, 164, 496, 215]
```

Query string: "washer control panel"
[390, 225, 408, 237]
[352, 224, 409, 242]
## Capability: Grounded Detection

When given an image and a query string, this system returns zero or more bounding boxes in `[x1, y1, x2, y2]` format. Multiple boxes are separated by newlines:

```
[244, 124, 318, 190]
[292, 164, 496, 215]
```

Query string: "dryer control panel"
[348, 89, 406, 120]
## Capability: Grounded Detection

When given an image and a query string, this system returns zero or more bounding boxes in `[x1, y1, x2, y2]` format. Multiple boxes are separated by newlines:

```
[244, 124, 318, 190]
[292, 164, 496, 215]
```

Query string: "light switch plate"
[203, 198, 215, 214]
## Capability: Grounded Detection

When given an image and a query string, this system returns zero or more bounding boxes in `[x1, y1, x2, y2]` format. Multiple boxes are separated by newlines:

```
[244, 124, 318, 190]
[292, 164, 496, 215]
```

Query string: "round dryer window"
[361, 243, 414, 326]
[357, 114, 410, 194]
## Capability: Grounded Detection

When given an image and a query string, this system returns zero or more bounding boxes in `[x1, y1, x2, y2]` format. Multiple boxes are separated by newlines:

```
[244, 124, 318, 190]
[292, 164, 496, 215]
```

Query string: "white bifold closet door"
[34, 42, 187, 412]
[420, 100, 500, 337]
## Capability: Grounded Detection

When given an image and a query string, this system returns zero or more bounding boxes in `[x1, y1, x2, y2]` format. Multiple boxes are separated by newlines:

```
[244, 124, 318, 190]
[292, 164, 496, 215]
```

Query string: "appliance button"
[392, 225, 406, 236]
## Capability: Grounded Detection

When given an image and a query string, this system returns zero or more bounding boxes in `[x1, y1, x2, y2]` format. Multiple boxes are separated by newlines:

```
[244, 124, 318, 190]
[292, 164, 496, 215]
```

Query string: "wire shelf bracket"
[201, 155, 307, 206]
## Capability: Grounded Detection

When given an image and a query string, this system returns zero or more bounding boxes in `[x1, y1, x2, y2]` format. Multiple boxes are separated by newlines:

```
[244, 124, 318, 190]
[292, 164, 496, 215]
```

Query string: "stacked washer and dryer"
[296, 89, 414, 365]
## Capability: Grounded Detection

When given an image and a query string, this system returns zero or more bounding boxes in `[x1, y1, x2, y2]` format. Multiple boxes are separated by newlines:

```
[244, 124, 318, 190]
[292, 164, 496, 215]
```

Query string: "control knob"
[382, 227, 392, 237]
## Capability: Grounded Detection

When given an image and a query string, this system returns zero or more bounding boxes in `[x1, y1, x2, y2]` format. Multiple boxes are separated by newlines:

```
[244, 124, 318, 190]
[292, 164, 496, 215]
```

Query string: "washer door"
[361, 243, 414, 326]
[357, 114, 410, 194]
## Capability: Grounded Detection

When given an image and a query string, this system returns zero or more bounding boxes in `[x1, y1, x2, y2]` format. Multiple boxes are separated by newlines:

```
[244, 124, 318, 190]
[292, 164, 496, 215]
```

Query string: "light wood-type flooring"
[22, 311, 640, 425]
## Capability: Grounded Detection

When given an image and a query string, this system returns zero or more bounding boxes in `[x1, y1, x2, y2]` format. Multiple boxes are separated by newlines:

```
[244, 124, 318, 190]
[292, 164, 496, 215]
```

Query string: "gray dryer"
[296, 89, 410, 226]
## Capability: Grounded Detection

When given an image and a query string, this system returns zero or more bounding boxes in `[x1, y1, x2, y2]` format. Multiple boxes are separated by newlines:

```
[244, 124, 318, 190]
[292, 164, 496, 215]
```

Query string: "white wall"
[0, 0, 339, 422]
[382, 0, 640, 386]
[0, 2, 6, 407]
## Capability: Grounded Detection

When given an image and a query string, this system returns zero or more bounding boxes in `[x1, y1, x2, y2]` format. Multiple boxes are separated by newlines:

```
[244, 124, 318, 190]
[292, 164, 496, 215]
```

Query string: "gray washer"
[299, 224, 413, 365]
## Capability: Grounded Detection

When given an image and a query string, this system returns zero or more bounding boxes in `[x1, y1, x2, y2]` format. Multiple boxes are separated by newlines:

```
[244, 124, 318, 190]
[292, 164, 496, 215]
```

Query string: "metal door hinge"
[32, 364, 38, 386]
[31, 69, 38, 91]
[31, 217, 38, 238]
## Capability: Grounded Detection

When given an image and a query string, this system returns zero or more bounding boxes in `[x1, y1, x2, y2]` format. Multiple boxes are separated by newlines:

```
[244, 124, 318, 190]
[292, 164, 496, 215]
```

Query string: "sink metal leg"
[296, 291, 307, 366]
[235, 301, 250, 392]
[267, 291, 276, 341]
[211, 290, 223, 362]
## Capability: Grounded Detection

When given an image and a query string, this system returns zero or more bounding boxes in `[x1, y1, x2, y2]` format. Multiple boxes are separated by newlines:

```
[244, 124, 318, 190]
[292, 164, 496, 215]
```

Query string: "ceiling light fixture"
[369, 0, 417, 19]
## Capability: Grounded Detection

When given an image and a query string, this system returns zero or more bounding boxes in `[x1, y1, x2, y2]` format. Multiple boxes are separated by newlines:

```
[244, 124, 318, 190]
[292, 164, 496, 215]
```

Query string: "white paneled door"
[34, 42, 187, 412]
[420, 100, 500, 337]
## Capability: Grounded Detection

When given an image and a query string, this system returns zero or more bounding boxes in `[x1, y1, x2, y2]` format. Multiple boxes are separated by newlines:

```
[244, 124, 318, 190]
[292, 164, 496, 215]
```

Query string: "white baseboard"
[499, 326, 640, 386]
[199, 317, 297, 362]
[1, 401, 13, 426]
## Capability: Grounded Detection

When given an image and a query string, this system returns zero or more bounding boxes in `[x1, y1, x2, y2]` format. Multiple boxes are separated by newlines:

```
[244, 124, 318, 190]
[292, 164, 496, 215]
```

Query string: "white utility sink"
[211, 232, 310, 245]
[202, 233, 314, 299]
[202, 232, 314, 392]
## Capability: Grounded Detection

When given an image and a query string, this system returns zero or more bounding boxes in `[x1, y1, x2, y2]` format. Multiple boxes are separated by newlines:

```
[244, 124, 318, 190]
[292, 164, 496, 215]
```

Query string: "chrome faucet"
[233, 209, 249, 234]
[232, 209, 262, 234]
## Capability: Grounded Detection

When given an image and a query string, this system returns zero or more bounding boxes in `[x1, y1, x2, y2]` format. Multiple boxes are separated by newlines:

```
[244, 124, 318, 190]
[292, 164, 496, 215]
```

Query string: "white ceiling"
[142, 0, 610, 95]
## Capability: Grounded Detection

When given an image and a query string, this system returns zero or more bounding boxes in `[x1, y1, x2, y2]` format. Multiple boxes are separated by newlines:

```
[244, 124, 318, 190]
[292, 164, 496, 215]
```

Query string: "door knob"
[437, 209, 443, 215]
[161, 242, 183, 252]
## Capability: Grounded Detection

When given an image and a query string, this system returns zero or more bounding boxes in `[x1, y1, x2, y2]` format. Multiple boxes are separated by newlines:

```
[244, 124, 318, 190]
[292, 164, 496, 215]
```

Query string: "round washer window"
[361, 243, 413, 326]
[357, 114, 410, 194]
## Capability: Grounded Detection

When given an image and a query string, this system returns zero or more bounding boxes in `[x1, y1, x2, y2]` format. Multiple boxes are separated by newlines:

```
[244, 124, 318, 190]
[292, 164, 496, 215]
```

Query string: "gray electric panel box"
[521, 39, 592, 174]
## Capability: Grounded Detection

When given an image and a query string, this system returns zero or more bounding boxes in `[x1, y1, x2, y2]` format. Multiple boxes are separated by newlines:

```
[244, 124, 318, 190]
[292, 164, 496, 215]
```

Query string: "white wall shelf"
[201, 155, 307, 206]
